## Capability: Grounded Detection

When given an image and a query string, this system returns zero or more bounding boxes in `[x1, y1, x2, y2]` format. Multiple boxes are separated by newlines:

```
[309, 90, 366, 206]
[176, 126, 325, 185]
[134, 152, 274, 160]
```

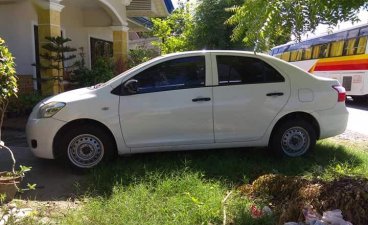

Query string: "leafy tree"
[151, 4, 195, 54]
[227, 0, 368, 51]
[151, 0, 249, 52]
[0, 38, 17, 141]
[36, 36, 77, 93]
[192, 0, 246, 50]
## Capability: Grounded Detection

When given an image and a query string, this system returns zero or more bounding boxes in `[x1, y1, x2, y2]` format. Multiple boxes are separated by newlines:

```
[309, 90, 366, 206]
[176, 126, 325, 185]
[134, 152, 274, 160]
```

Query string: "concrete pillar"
[112, 26, 129, 74]
[34, 0, 64, 95]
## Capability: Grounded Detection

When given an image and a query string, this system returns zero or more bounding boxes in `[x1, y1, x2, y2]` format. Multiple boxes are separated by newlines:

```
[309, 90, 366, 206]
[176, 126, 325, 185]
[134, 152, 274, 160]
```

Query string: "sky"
[302, 10, 368, 40]
[172, 0, 179, 8]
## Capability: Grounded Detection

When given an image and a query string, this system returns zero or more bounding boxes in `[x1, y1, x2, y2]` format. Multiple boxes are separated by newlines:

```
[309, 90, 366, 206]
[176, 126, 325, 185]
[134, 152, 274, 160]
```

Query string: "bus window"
[281, 51, 290, 62]
[347, 29, 359, 38]
[303, 47, 312, 60]
[312, 45, 320, 59]
[330, 40, 344, 57]
[312, 45, 322, 59]
[320, 44, 330, 58]
[357, 36, 367, 54]
[359, 26, 368, 36]
[290, 51, 298, 62]
[344, 38, 356, 55]
[296, 49, 303, 61]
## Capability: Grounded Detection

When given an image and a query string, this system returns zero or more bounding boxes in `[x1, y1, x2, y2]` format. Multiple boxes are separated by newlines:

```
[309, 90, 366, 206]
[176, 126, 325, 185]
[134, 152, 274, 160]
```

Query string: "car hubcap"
[67, 134, 104, 168]
[281, 127, 310, 157]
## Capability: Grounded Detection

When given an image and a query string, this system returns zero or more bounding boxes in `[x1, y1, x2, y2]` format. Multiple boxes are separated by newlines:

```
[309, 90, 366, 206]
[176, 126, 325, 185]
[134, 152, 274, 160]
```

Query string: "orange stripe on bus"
[309, 55, 368, 72]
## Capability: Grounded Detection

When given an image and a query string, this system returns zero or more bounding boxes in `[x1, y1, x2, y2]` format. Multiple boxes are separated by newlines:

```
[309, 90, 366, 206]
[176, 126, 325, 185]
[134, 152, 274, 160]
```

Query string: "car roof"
[163, 50, 266, 56]
[162, 50, 278, 61]
[179, 50, 285, 63]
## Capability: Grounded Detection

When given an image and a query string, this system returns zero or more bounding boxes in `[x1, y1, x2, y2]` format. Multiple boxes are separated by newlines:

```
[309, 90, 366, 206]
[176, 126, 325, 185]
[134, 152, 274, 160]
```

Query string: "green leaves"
[191, 0, 246, 50]
[37, 36, 77, 71]
[151, 5, 195, 54]
[151, 0, 248, 53]
[0, 37, 18, 101]
[128, 47, 158, 68]
[72, 57, 115, 87]
[227, 0, 368, 51]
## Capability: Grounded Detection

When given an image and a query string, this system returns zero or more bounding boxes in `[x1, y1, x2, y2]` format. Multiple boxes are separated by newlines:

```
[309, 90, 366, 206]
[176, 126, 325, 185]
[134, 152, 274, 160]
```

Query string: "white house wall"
[83, 8, 112, 27]
[0, 1, 38, 76]
[60, 2, 113, 69]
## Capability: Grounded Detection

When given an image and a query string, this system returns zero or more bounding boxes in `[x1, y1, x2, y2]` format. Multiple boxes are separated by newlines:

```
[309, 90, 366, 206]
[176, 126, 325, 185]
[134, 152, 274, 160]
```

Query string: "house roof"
[128, 0, 173, 30]
[130, 17, 153, 29]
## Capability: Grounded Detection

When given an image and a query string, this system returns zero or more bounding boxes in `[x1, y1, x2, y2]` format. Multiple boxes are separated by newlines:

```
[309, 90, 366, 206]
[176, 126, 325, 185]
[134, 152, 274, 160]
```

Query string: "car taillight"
[332, 85, 346, 102]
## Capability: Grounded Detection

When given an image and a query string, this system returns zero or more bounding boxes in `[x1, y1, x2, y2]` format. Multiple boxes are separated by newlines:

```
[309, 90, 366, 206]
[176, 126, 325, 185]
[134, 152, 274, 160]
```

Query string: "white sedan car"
[26, 51, 348, 169]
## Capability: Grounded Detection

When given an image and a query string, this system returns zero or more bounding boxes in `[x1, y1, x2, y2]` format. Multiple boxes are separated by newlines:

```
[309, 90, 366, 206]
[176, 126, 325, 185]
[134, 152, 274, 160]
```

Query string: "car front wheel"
[59, 124, 115, 169]
[270, 120, 316, 157]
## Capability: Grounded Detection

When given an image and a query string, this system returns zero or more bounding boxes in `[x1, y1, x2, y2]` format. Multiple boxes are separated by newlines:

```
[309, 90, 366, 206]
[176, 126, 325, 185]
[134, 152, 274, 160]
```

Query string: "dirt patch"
[239, 174, 368, 225]
[333, 130, 368, 143]
[1, 199, 81, 224]
[328, 130, 368, 152]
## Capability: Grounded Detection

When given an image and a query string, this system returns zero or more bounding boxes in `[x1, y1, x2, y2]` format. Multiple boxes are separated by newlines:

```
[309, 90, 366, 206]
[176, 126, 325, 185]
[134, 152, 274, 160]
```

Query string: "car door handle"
[192, 97, 211, 102]
[266, 92, 284, 96]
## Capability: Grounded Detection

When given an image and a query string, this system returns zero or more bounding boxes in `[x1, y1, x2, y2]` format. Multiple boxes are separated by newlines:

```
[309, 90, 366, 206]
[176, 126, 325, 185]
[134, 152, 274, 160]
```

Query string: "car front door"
[119, 54, 214, 148]
[212, 54, 290, 142]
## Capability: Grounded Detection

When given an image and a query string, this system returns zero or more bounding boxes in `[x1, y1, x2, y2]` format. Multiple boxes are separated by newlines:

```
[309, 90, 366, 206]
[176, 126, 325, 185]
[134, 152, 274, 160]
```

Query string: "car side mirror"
[124, 79, 138, 95]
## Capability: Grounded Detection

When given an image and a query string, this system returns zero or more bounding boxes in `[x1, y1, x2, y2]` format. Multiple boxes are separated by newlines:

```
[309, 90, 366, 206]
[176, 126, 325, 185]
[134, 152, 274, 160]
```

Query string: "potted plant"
[0, 151, 27, 203]
[0, 37, 22, 204]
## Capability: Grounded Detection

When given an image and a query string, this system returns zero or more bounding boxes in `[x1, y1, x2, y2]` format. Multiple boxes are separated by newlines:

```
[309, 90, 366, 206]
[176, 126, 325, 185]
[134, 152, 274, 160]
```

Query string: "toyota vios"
[26, 51, 348, 169]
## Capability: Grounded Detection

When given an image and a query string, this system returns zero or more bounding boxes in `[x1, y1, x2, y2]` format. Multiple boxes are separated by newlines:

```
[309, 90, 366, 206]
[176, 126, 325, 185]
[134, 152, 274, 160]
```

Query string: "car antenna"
[253, 40, 258, 55]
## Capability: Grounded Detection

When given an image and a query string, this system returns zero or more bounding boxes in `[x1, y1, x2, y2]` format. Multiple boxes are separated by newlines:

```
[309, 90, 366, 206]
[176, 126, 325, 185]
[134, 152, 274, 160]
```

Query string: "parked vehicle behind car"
[26, 51, 348, 169]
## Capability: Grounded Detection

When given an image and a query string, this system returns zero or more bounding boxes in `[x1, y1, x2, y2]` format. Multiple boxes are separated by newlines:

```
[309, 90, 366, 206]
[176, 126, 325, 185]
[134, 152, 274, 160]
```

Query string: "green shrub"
[6, 92, 44, 117]
[128, 47, 158, 68]
[72, 57, 115, 88]
[0, 37, 18, 138]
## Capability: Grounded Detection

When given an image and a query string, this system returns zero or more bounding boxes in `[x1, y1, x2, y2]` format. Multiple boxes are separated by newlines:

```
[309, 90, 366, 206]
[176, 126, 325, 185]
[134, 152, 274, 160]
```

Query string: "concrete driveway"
[345, 100, 368, 136]
[0, 144, 84, 201]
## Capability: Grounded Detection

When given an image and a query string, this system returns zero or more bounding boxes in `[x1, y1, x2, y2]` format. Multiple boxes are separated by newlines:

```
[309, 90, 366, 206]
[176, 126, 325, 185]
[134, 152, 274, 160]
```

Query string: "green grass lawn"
[58, 139, 368, 224]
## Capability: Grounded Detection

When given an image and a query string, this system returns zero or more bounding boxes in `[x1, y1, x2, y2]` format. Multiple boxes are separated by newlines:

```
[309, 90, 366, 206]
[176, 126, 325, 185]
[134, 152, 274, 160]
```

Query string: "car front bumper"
[26, 117, 66, 159]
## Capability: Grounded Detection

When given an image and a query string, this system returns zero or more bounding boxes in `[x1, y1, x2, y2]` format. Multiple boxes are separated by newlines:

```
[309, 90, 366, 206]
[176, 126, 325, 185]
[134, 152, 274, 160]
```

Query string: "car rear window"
[216, 56, 285, 85]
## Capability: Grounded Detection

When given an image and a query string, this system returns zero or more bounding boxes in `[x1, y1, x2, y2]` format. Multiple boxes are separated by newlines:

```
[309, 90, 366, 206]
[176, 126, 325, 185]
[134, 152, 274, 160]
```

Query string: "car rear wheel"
[59, 124, 115, 169]
[270, 120, 316, 157]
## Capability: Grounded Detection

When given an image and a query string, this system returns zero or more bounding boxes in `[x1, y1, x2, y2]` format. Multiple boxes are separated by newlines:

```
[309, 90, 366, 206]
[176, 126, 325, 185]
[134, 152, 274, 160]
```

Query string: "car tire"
[270, 120, 316, 157]
[58, 124, 116, 170]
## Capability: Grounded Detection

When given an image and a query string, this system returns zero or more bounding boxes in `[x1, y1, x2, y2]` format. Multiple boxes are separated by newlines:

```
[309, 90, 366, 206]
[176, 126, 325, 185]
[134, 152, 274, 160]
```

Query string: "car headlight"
[39, 102, 66, 118]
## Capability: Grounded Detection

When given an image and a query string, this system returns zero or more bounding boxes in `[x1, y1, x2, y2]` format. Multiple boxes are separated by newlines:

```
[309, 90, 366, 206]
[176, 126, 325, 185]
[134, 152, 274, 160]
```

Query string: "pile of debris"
[239, 174, 368, 225]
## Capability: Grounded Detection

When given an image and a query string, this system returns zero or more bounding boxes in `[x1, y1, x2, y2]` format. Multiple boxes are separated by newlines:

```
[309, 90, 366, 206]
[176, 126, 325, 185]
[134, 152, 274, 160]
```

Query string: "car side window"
[217, 56, 285, 85]
[132, 56, 205, 94]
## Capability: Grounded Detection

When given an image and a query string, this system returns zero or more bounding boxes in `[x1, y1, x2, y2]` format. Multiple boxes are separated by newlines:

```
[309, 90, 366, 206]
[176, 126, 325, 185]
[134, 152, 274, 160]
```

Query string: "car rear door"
[211, 53, 290, 142]
[119, 53, 214, 148]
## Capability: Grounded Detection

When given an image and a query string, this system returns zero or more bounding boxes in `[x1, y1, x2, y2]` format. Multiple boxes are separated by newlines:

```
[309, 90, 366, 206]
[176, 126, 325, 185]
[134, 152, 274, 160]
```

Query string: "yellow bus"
[270, 24, 368, 101]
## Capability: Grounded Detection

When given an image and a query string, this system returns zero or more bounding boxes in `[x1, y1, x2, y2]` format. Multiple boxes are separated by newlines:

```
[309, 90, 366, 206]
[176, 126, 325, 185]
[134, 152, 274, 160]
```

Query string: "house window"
[90, 37, 113, 67]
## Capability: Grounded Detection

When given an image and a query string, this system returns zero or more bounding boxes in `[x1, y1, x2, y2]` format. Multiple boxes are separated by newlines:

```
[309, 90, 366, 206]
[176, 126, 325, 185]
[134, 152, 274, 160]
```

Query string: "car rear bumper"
[26, 117, 66, 159]
[314, 103, 349, 139]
